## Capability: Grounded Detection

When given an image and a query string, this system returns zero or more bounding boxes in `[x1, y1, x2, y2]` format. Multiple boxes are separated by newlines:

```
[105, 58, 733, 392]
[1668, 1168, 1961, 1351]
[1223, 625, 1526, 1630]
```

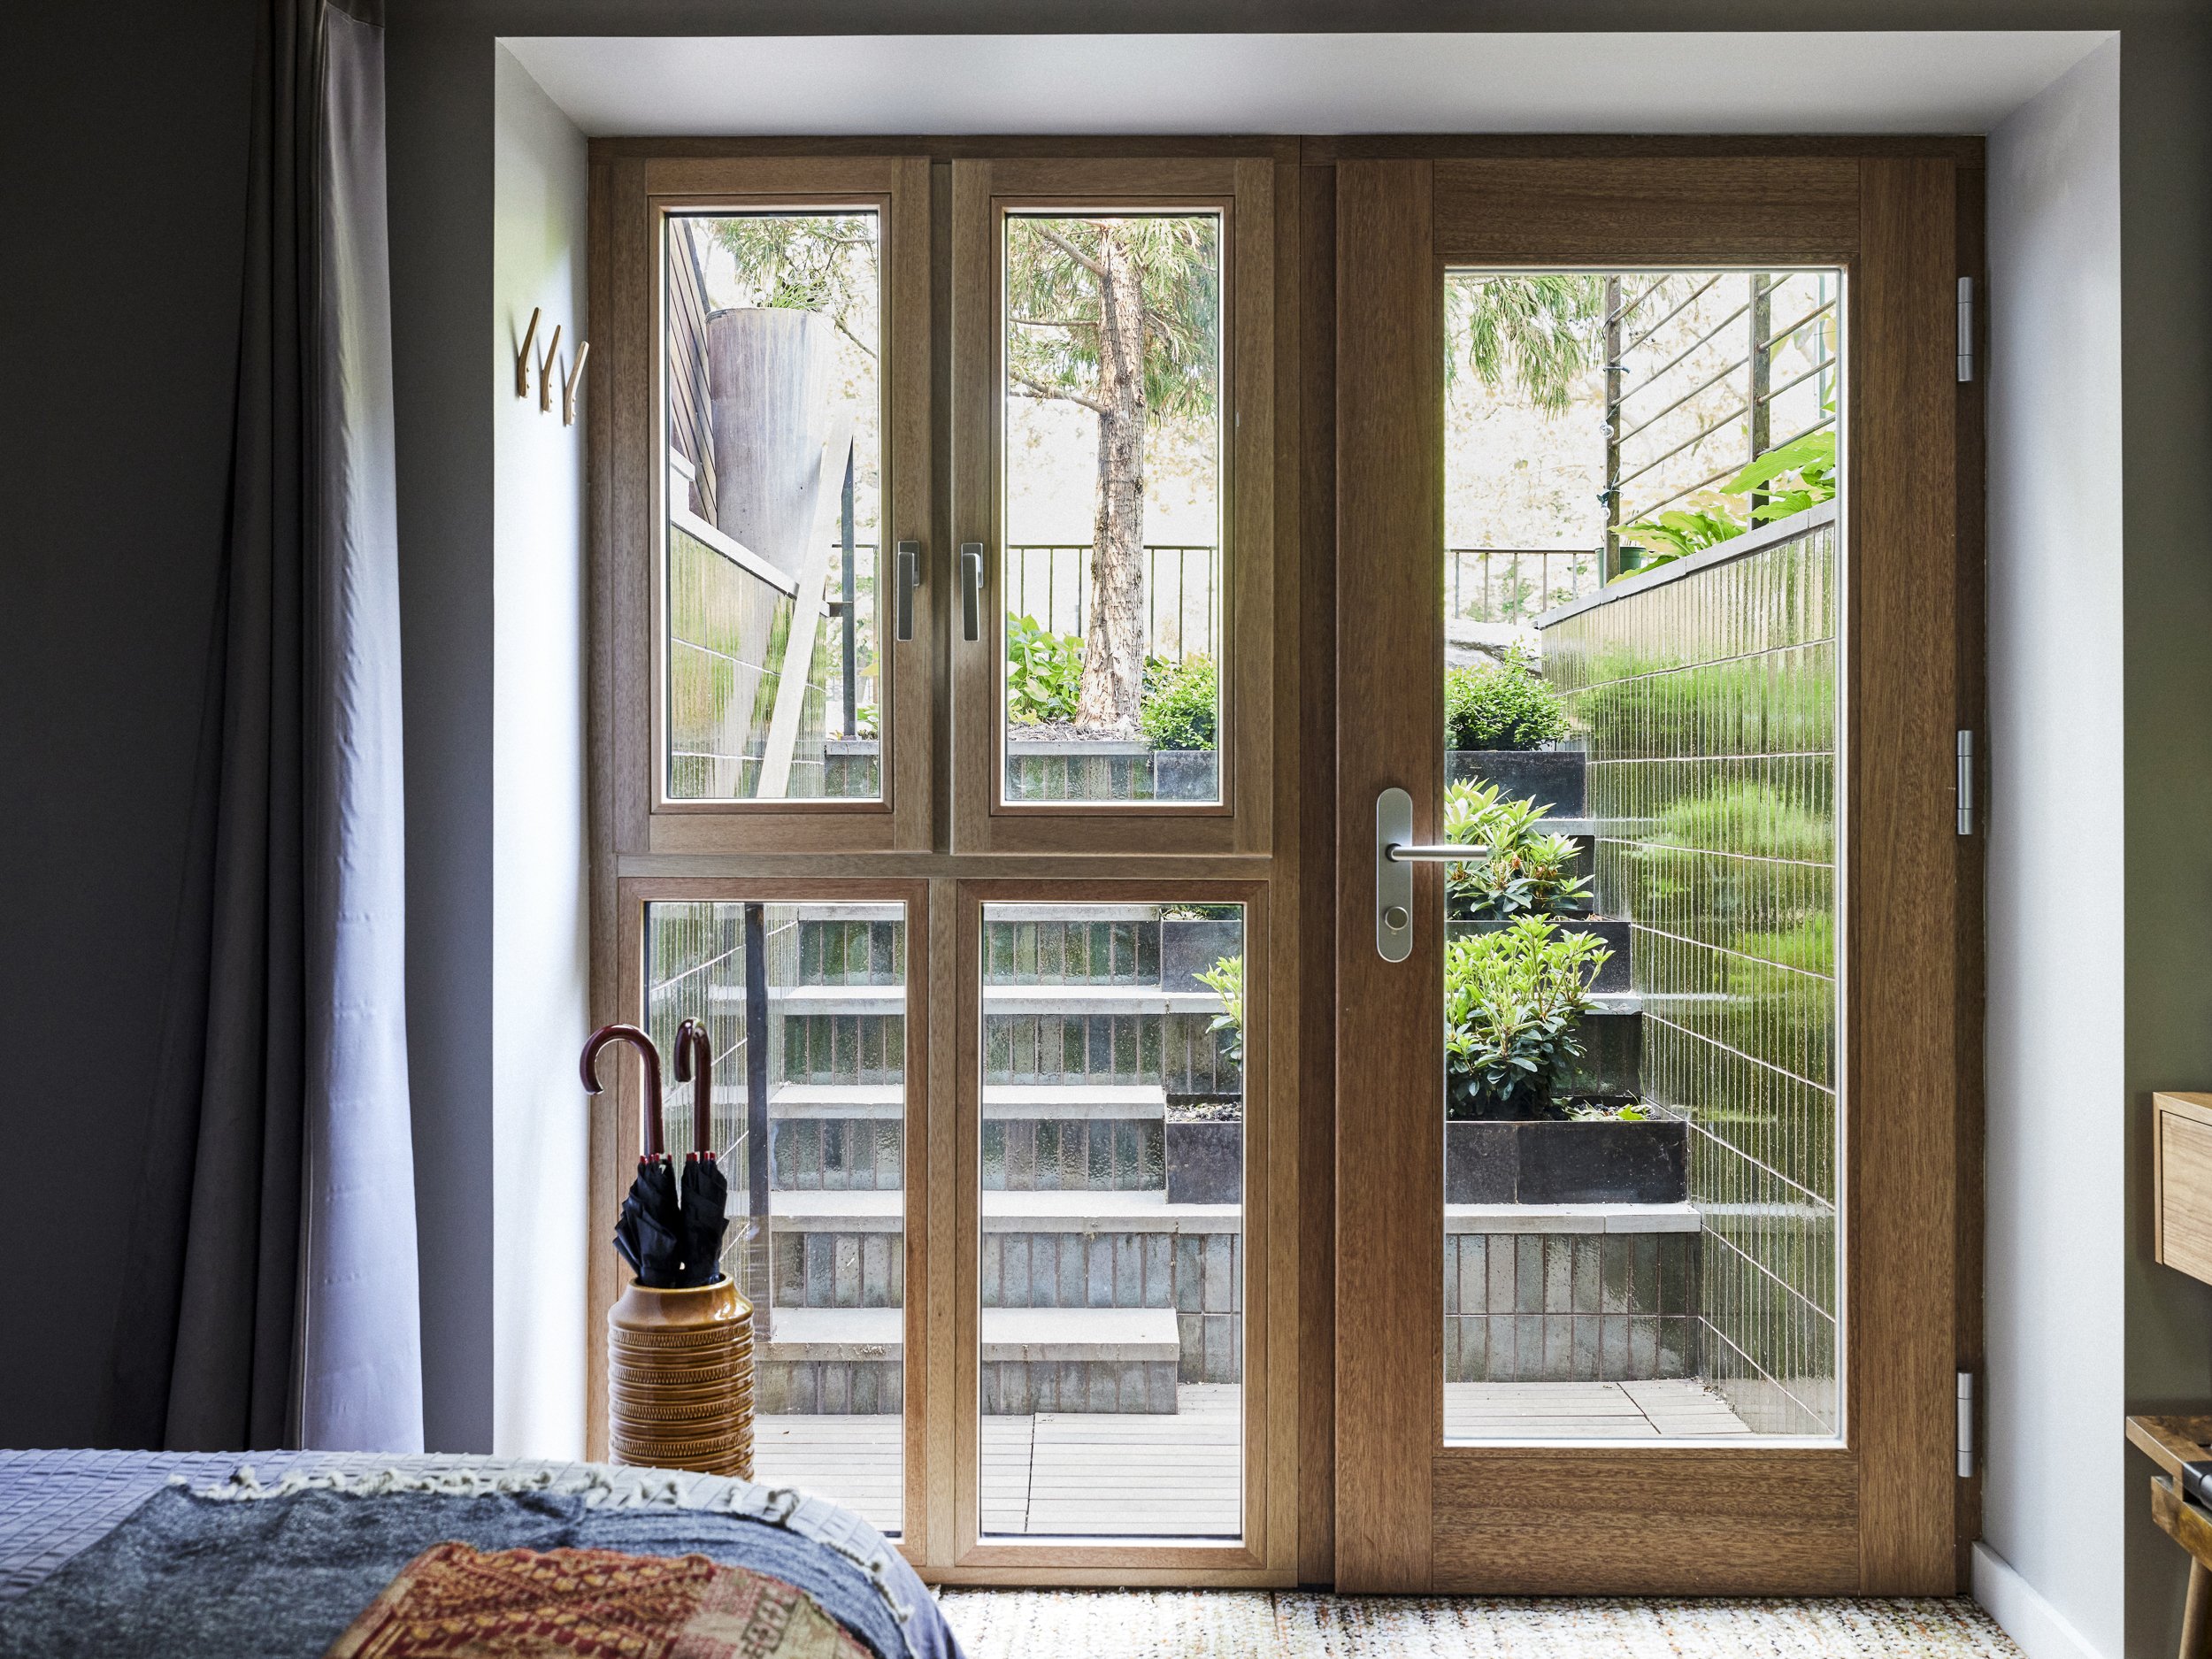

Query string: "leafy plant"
[1612, 427, 1840, 582]
[1442, 779, 1592, 919]
[1004, 614, 1083, 725]
[1732, 429, 1838, 523]
[1194, 953, 1244, 1068]
[1444, 918, 1610, 1120]
[1444, 658, 1569, 752]
[1446, 274, 1609, 413]
[1139, 653, 1218, 751]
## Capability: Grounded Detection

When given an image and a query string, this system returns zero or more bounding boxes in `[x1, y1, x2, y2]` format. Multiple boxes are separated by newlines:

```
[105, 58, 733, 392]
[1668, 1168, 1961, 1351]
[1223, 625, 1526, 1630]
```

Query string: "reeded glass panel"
[1439, 269, 1842, 1443]
[976, 902, 1245, 1538]
[645, 901, 907, 1531]
[1000, 212, 1223, 806]
[665, 211, 882, 802]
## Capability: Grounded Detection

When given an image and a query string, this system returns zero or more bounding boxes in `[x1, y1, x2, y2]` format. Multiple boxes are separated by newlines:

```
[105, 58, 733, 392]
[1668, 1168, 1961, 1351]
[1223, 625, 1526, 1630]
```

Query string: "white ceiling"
[503, 31, 2114, 138]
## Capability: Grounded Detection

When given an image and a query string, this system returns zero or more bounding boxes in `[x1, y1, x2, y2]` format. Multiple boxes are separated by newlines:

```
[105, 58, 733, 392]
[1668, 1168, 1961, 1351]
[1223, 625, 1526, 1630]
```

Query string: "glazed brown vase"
[608, 1276, 754, 1478]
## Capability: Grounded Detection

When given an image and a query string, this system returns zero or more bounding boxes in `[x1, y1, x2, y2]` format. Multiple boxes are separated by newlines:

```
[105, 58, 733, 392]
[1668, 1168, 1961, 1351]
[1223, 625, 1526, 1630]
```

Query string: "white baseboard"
[1971, 1541, 2108, 1659]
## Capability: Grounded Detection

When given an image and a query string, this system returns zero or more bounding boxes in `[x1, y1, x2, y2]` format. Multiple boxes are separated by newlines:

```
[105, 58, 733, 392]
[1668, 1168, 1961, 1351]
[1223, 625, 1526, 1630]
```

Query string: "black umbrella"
[672, 1018, 730, 1288]
[581, 1024, 683, 1287]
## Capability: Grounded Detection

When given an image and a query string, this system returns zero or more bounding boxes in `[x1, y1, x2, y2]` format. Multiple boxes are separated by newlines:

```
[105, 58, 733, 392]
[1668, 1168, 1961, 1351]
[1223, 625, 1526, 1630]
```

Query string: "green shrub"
[1005, 614, 1082, 725]
[1194, 952, 1244, 1067]
[1445, 660, 1568, 752]
[1444, 917, 1609, 1119]
[1139, 653, 1217, 751]
[1442, 779, 1591, 919]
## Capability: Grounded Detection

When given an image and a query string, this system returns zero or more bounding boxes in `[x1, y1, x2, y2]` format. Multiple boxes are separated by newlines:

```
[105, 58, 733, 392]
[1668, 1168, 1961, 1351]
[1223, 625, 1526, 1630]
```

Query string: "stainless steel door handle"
[895, 540, 921, 642]
[961, 543, 984, 642]
[1375, 787, 1484, 960]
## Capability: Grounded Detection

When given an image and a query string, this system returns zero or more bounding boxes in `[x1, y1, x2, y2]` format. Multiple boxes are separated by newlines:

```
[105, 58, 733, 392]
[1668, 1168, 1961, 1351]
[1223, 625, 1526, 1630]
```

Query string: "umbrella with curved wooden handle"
[582, 1024, 683, 1286]
[672, 1019, 730, 1288]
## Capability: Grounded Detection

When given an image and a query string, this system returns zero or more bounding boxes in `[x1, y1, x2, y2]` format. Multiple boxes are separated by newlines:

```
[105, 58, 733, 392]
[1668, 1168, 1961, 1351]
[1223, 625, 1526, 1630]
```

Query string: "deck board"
[745, 1381, 1753, 1540]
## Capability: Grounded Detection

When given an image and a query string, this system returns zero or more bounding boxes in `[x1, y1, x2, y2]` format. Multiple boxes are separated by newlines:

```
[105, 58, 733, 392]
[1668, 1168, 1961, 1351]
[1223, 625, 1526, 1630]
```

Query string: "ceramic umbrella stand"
[607, 1274, 755, 1478]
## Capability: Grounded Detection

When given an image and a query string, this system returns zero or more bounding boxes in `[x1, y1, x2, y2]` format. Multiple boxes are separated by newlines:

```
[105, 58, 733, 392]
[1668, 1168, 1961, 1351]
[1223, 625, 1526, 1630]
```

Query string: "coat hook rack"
[514, 308, 540, 399]
[536, 322, 562, 414]
[563, 341, 591, 427]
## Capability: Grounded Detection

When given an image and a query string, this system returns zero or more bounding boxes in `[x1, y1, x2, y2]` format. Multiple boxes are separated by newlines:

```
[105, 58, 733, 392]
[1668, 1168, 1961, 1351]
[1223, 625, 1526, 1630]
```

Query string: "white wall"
[1979, 35, 2124, 1659]
[489, 44, 590, 1458]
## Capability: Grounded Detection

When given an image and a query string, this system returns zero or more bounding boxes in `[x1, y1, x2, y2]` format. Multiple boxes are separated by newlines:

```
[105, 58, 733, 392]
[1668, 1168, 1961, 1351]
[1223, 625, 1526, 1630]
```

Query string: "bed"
[0, 1450, 964, 1658]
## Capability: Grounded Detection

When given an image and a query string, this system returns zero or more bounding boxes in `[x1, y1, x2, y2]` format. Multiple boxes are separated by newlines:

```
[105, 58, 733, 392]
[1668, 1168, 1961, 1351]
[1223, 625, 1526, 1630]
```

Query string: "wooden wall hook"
[515, 307, 540, 398]
[537, 323, 562, 413]
[564, 341, 591, 427]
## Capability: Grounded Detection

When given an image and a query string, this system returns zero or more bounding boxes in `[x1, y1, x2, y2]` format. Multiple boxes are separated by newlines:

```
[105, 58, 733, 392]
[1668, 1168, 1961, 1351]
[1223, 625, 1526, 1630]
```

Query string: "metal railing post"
[839, 442, 856, 740]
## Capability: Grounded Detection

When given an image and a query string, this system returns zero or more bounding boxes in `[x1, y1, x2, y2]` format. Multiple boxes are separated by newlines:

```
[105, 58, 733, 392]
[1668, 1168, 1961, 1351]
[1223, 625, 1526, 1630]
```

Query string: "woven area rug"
[937, 1590, 2023, 1657]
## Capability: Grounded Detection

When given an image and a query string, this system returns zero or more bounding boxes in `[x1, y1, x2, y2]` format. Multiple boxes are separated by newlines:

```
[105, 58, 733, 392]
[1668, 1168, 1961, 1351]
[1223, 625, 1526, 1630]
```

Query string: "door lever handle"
[960, 543, 984, 642]
[895, 540, 921, 642]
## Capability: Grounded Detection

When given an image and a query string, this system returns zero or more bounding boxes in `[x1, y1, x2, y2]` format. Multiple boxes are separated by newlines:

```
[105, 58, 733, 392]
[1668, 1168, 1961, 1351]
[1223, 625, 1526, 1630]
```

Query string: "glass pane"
[1439, 270, 1842, 1442]
[976, 901, 1245, 1537]
[1000, 213, 1223, 805]
[644, 901, 908, 1531]
[665, 211, 883, 802]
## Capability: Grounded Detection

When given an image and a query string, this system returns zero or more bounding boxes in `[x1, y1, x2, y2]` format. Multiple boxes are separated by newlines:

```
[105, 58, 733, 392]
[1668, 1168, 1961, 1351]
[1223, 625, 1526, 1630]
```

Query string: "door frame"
[1330, 154, 1981, 1594]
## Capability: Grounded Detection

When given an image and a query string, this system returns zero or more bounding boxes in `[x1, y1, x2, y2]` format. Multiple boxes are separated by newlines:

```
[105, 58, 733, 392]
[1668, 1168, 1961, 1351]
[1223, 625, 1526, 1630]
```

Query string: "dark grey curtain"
[105, 0, 420, 1455]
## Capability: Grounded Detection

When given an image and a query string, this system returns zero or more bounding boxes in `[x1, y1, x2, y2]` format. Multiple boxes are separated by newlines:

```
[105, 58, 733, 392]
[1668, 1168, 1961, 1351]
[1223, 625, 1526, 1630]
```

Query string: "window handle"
[961, 543, 984, 642]
[895, 540, 921, 642]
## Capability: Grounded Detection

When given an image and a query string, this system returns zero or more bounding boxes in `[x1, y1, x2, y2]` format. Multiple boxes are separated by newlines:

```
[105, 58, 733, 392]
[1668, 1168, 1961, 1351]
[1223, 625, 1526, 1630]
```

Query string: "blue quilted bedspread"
[0, 1451, 961, 1659]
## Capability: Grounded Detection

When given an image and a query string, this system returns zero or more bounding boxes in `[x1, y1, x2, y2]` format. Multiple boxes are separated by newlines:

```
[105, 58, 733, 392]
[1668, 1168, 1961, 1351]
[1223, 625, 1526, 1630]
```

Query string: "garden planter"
[1448, 748, 1586, 815]
[1455, 917, 1631, 991]
[1166, 1118, 1242, 1205]
[1152, 749, 1219, 801]
[1161, 918, 1244, 991]
[1445, 1118, 1687, 1205]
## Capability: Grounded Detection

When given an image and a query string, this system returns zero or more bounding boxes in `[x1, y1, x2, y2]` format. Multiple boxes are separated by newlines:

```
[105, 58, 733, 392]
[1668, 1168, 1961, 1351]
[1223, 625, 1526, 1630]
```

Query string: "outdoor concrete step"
[764, 1305, 1179, 1364]
[1445, 1202, 1701, 1234]
[768, 1189, 1240, 1235]
[750, 984, 1225, 1016]
[753, 1083, 1167, 1122]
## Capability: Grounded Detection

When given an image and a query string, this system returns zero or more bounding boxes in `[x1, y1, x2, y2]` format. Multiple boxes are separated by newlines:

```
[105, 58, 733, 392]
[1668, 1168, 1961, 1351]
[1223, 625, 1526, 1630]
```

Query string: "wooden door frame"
[1330, 153, 1979, 1594]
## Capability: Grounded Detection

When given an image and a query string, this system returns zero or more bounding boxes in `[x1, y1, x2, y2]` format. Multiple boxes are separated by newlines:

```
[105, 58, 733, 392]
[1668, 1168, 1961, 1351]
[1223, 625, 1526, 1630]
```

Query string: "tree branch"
[1010, 372, 1108, 416]
[1029, 222, 1108, 279]
[1010, 314, 1097, 332]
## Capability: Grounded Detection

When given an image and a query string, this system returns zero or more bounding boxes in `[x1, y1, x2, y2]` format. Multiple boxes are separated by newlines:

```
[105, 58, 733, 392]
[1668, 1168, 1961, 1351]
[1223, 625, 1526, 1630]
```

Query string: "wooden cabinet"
[2154, 1093, 2212, 1286]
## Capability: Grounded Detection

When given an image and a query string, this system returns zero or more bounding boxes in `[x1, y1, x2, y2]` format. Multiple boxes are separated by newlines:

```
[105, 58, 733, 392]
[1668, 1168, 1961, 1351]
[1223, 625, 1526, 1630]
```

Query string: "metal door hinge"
[1956, 730, 1976, 836]
[1957, 1371, 1977, 1477]
[1957, 278, 1976, 382]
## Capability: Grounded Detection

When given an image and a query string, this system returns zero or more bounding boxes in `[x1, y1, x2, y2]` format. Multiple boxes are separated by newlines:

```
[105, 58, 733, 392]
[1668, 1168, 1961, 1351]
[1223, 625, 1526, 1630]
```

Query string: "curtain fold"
[106, 0, 420, 1455]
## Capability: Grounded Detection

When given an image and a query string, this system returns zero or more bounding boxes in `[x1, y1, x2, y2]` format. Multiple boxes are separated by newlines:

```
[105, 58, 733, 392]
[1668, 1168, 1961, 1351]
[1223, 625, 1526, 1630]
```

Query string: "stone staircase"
[757, 903, 1244, 1416]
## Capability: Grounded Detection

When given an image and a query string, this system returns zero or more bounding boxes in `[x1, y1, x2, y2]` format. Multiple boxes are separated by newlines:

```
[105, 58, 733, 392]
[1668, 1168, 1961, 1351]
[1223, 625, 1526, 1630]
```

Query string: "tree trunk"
[1076, 232, 1148, 734]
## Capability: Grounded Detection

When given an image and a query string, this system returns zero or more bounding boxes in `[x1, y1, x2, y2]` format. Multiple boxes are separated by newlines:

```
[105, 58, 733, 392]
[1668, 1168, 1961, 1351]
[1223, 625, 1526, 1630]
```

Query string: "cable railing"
[1604, 272, 1841, 574]
[1447, 548, 1601, 623]
[1003, 543, 1220, 662]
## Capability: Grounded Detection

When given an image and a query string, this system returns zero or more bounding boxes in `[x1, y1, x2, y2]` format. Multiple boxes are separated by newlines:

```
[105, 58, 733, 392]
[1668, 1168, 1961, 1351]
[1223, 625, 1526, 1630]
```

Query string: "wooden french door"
[1332, 157, 1976, 1593]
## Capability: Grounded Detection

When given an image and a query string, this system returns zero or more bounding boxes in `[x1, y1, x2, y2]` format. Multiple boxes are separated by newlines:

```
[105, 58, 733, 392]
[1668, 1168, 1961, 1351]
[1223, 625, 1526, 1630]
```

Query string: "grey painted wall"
[0, 0, 257, 1446]
[1985, 37, 2124, 1657]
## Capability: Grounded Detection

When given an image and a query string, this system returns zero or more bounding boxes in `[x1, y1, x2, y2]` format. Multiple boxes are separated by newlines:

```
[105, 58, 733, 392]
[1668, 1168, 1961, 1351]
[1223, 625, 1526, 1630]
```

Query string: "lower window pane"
[644, 901, 906, 1530]
[977, 902, 1244, 1539]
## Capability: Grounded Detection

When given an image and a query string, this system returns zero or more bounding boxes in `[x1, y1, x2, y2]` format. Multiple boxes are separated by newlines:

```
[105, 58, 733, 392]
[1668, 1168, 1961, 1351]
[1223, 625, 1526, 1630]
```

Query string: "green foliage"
[1139, 653, 1218, 751]
[1444, 918, 1609, 1120]
[1612, 427, 1840, 583]
[1442, 780, 1593, 920]
[1444, 659, 1569, 752]
[1647, 782, 1832, 862]
[705, 214, 879, 359]
[1626, 784, 1833, 944]
[1194, 953, 1245, 1068]
[1004, 615, 1083, 725]
[1730, 429, 1838, 523]
[1004, 216, 1219, 424]
[1567, 1101, 1651, 1121]
[1447, 275, 1608, 414]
